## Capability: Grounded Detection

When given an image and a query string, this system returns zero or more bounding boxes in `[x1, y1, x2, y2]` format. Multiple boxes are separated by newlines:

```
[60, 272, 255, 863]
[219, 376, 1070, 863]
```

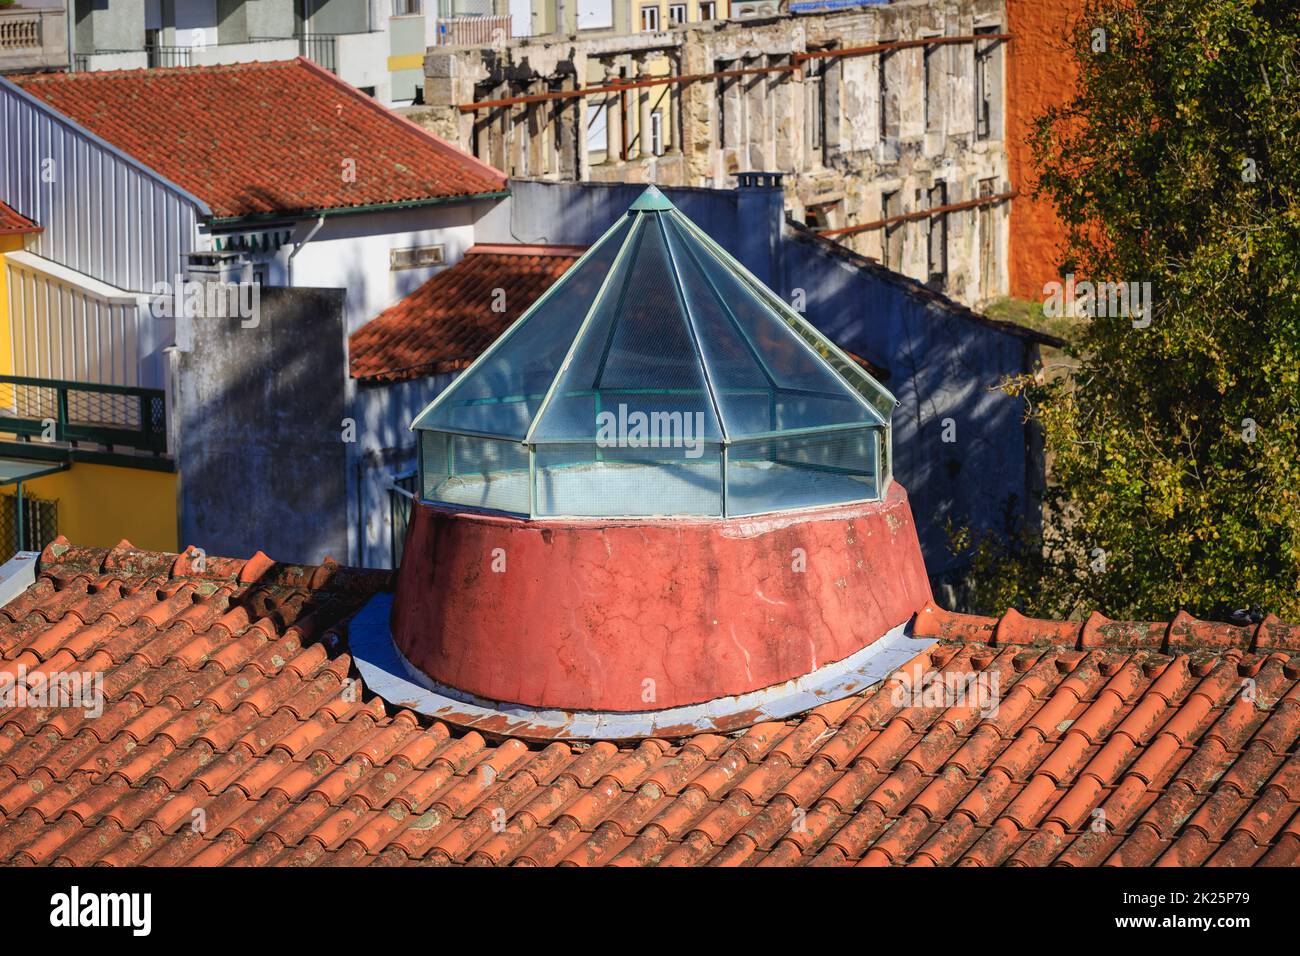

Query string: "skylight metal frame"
[668, 207, 898, 426]
[409, 212, 639, 439]
[522, 216, 647, 446]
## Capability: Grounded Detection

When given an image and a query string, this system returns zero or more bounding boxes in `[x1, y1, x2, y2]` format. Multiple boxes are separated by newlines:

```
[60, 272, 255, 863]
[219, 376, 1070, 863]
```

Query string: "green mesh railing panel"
[0, 492, 57, 564]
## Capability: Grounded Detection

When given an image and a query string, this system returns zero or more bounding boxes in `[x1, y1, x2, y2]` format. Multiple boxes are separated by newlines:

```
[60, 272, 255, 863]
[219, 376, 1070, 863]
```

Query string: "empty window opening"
[878, 50, 890, 141]
[975, 26, 1004, 141]
[587, 101, 608, 156]
[924, 40, 943, 131]
[927, 181, 948, 289]
[391, 245, 446, 271]
[881, 189, 903, 270]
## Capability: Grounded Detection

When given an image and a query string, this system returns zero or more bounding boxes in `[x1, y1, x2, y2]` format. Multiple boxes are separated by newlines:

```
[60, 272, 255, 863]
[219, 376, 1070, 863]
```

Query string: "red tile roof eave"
[0, 198, 41, 236]
[347, 246, 581, 383]
[290, 56, 507, 192]
[354, 358, 473, 385]
[913, 600, 1300, 654]
[11, 58, 508, 219]
[467, 243, 590, 257]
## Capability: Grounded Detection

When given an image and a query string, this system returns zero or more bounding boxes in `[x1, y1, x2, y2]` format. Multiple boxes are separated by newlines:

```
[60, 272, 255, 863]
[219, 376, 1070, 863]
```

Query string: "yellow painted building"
[631, 0, 726, 31]
[12, 464, 177, 553]
[0, 202, 178, 558]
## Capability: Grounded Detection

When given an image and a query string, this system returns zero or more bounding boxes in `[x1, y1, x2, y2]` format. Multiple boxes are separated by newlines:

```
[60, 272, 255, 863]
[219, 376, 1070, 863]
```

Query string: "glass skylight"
[412, 186, 897, 518]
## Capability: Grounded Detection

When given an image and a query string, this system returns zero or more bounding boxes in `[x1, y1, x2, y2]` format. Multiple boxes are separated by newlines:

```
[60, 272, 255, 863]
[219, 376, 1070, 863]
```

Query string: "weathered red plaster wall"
[390, 483, 933, 712]
[1007, 0, 1085, 299]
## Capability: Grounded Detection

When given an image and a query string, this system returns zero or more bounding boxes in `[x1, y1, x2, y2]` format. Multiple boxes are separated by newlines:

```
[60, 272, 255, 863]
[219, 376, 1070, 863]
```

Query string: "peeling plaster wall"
[415, 0, 1012, 308]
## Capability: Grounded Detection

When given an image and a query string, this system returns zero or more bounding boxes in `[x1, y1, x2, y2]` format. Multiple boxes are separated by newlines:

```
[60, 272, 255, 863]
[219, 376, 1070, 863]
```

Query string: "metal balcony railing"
[146, 44, 193, 68]
[298, 33, 340, 73]
[435, 15, 512, 46]
[0, 376, 167, 456]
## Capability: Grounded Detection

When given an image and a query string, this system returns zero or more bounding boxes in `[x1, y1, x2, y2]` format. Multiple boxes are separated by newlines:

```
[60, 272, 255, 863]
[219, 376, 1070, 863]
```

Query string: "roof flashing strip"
[351, 592, 933, 741]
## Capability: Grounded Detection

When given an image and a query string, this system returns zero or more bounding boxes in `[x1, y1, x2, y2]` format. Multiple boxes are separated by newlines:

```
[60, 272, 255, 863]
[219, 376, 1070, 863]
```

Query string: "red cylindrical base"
[390, 482, 932, 712]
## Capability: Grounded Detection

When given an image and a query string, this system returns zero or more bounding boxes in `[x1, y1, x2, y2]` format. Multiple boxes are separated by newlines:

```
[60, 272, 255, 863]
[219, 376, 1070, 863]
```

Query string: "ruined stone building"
[414, 0, 1012, 307]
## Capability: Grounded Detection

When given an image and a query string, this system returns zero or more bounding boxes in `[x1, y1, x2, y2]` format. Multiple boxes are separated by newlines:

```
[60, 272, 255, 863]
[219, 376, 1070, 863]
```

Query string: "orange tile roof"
[0, 199, 39, 236]
[348, 244, 583, 384]
[11, 59, 507, 220]
[2, 541, 1298, 866]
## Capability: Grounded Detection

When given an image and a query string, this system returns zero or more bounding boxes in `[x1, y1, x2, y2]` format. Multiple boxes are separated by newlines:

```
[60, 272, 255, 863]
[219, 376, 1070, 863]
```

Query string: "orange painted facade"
[1006, 0, 1086, 299]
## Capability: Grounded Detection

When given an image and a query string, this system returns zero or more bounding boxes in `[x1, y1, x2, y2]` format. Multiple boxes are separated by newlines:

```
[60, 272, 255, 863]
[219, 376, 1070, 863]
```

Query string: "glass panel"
[726, 427, 880, 516]
[663, 215, 882, 436]
[414, 216, 634, 440]
[534, 442, 723, 517]
[530, 216, 724, 443]
[669, 210, 897, 422]
[421, 430, 530, 514]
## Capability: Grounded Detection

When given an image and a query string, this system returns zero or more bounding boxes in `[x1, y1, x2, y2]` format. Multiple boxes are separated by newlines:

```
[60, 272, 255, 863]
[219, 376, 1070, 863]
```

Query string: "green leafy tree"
[964, 0, 1300, 621]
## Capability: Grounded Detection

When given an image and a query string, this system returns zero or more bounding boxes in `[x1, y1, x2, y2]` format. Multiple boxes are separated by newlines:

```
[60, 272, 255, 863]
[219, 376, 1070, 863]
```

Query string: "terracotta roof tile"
[347, 244, 582, 383]
[0, 198, 39, 236]
[11, 59, 506, 220]
[4, 547, 1300, 866]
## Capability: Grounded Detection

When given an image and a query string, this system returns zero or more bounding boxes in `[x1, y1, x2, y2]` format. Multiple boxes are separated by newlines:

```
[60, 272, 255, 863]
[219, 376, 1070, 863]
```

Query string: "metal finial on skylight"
[628, 184, 675, 212]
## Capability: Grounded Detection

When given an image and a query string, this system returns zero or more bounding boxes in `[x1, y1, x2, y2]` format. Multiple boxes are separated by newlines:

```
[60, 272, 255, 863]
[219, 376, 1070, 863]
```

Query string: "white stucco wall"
[234, 197, 503, 334]
[335, 29, 392, 103]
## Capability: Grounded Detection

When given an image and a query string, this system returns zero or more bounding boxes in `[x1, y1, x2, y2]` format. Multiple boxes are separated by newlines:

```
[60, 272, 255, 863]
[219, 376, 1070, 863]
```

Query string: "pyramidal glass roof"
[412, 185, 897, 445]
